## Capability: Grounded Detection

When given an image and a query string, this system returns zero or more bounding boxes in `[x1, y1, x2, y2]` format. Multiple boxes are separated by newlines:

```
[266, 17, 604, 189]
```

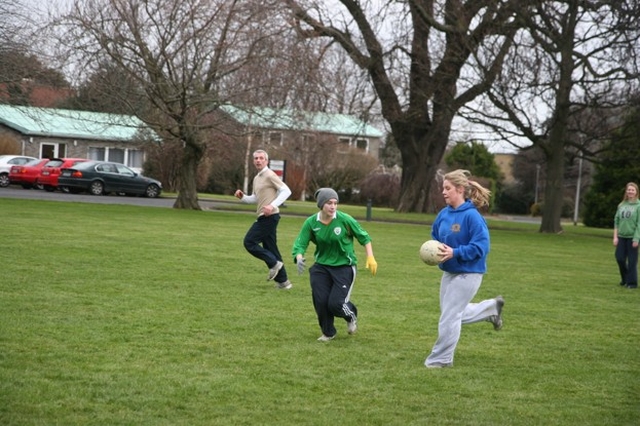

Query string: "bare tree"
[222, 27, 380, 199]
[283, 0, 522, 212]
[0, 0, 69, 99]
[57, 60, 150, 114]
[462, 0, 640, 232]
[55, 0, 290, 209]
[0, 1, 27, 60]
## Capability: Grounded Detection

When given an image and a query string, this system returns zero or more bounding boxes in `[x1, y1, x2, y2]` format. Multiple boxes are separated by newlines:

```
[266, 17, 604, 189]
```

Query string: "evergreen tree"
[444, 141, 503, 213]
[445, 141, 502, 180]
[583, 107, 640, 228]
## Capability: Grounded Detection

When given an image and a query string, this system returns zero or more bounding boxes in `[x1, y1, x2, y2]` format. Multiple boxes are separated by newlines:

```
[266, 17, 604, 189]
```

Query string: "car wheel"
[60, 186, 70, 193]
[145, 184, 161, 198]
[0, 173, 9, 187]
[89, 180, 104, 195]
[44, 185, 55, 192]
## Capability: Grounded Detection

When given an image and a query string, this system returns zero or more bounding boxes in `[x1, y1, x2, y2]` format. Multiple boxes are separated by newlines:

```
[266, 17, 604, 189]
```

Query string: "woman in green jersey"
[614, 182, 640, 289]
[292, 188, 378, 341]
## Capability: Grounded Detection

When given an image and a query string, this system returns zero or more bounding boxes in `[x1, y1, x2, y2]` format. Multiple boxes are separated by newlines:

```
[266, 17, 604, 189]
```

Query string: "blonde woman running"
[425, 169, 504, 368]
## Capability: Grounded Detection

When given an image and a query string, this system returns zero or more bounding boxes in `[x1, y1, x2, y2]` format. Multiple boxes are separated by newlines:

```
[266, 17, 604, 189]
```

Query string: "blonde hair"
[443, 169, 492, 208]
[621, 182, 639, 203]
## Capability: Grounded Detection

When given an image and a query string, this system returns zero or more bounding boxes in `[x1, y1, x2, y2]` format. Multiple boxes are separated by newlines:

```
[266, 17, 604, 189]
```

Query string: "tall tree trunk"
[394, 116, 452, 213]
[397, 155, 441, 213]
[173, 132, 204, 210]
[539, 13, 576, 234]
[539, 141, 565, 233]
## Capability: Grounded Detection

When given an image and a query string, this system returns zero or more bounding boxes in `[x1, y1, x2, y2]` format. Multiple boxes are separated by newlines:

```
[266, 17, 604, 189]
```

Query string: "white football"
[419, 240, 444, 266]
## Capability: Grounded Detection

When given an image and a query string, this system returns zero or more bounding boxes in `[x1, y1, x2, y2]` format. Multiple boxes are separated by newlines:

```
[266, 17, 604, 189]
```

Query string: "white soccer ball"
[419, 240, 444, 266]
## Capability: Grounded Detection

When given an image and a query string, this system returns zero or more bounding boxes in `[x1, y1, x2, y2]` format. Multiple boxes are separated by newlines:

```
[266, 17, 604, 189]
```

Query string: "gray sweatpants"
[425, 272, 500, 367]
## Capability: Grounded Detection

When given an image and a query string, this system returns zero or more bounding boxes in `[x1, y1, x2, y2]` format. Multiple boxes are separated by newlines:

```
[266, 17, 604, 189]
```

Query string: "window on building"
[269, 132, 283, 146]
[89, 147, 144, 168]
[302, 134, 315, 145]
[355, 138, 369, 152]
[127, 150, 144, 169]
[40, 143, 67, 158]
[109, 148, 125, 164]
[337, 137, 351, 153]
[89, 147, 106, 161]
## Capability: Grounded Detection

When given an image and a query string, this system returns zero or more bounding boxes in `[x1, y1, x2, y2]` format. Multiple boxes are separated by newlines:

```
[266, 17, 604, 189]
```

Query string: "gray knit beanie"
[314, 188, 339, 209]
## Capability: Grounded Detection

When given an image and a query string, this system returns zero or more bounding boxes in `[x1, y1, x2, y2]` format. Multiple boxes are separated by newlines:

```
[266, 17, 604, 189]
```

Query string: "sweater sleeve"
[344, 214, 372, 246]
[454, 213, 490, 262]
[635, 208, 640, 243]
[271, 182, 291, 207]
[292, 218, 313, 261]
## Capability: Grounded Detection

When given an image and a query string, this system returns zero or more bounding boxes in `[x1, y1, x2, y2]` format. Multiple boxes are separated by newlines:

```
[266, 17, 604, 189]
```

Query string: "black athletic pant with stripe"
[309, 263, 357, 338]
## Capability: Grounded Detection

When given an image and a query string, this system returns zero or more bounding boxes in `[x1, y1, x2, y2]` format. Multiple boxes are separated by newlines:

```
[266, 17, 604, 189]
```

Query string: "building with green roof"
[219, 105, 384, 159]
[0, 104, 155, 169]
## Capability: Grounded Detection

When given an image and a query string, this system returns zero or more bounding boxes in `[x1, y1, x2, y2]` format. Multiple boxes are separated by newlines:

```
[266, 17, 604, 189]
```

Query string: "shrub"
[357, 171, 400, 208]
[583, 191, 616, 228]
[494, 181, 531, 215]
[0, 133, 20, 154]
[530, 203, 542, 217]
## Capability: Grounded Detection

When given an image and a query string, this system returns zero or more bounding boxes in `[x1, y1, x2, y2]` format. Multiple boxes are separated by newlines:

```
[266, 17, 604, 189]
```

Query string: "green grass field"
[1, 198, 638, 425]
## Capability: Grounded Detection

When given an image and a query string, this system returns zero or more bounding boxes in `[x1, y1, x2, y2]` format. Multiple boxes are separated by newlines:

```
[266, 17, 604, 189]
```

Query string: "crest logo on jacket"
[451, 224, 461, 233]
[334, 227, 342, 236]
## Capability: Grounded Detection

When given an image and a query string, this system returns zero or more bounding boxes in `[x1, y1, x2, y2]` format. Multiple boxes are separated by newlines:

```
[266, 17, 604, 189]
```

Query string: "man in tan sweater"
[235, 149, 292, 289]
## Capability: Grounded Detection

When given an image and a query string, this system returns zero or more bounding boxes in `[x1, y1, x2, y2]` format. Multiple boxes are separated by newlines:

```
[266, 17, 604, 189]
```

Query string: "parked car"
[0, 155, 38, 187]
[9, 158, 50, 189]
[58, 161, 162, 198]
[38, 158, 89, 192]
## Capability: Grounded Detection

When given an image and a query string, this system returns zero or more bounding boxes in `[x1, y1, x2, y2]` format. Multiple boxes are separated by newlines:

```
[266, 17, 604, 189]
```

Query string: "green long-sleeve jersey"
[292, 210, 371, 267]
[614, 200, 640, 242]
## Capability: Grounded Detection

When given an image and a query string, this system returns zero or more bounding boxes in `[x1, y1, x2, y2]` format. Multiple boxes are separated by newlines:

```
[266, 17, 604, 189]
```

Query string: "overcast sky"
[15, 0, 522, 153]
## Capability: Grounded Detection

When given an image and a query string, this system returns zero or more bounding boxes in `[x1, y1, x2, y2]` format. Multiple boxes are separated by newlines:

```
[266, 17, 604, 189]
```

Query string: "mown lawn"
[1, 198, 638, 425]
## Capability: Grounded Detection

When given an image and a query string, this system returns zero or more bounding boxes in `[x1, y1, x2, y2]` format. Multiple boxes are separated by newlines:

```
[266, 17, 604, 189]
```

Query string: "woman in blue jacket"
[425, 169, 504, 368]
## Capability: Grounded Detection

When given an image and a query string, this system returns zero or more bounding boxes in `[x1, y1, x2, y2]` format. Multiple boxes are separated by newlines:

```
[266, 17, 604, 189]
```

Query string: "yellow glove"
[365, 255, 377, 276]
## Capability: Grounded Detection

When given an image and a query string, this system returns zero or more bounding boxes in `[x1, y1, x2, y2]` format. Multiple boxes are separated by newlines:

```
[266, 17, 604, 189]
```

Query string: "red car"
[9, 158, 50, 189]
[38, 158, 89, 192]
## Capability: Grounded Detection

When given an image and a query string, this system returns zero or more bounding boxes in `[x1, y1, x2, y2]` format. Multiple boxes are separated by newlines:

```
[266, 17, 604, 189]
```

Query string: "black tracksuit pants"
[309, 263, 357, 338]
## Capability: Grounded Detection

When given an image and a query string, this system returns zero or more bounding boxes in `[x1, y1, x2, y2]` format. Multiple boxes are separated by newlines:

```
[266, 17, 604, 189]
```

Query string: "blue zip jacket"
[431, 199, 489, 274]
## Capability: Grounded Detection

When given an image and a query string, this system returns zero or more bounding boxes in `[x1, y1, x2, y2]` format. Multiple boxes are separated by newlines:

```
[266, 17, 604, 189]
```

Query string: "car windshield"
[24, 159, 43, 166]
[45, 160, 63, 167]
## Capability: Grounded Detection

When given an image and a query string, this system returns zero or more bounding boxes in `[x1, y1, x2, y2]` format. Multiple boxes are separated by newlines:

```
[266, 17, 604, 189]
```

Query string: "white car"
[0, 155, 38, 187]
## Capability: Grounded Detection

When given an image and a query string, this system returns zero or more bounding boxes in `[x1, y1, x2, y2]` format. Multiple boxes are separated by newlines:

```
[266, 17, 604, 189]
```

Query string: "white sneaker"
[488, 295, 504, 331]
[317, 334, 335, 342]
[267, 261, 284, 281]
[275, 280, 292, 290]
[347, 318, 357, 335]
[425, 362, 453, 369]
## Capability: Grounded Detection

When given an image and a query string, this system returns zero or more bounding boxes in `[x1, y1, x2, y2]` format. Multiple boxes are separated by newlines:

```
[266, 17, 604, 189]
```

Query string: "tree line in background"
[0, 0, 638, 230]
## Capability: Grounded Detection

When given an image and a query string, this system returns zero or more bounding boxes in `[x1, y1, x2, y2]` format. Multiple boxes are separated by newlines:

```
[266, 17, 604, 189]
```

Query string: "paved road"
[1, 186, 542, 224]
[0, 186, 221, 209]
